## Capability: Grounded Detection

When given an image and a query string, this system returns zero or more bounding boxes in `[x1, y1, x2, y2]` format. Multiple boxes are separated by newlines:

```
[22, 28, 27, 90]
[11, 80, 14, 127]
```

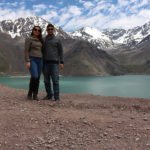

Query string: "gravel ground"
[0, 85, 150, 150]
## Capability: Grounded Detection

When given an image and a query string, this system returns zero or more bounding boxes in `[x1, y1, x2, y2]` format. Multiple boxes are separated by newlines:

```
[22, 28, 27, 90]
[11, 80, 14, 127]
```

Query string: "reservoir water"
[0, 75, 150, 99]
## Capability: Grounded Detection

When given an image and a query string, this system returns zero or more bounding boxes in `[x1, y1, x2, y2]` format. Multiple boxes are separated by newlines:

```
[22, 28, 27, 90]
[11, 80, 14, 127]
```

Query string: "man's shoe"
[27, 92, 32, 100]
[42, 96, 52, 100]
[27, 95, 32, 100]
[54, 99, 60, 104]
[54, 99, 60, 101]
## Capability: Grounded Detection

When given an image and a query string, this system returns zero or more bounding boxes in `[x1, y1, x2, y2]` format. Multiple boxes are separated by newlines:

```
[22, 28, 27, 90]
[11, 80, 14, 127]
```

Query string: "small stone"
[130, 117, 134, 120]
[37, 136, 45, 143]
[120, 107, 124, 110]
[97, 139, 101, 142]
[70, 145, 75, 149]
[146, 144, 150, 147]
[15, 144, 20, 147]
[103, 132, 108, 136]
[45, 144, 52, 148]
[83, 120, 88, 124]
[135, 138, 140, 141]
[28, 145, 35, 150]
[143, 118, 148, 121]
[129, 124, 133, 127]
[80, 117, 86, 120]
[107, 125, 113, 128]
[118, 121, 122, 124]
[47, 121, 51, 124]
[114, 135, 121, 139]
[4, 141, 7, 144]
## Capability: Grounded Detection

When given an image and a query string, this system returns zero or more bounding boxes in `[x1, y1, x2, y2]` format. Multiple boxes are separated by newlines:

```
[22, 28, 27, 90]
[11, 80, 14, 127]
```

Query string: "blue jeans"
[29, 57, 43, 79]
[43, 63, 59, 100]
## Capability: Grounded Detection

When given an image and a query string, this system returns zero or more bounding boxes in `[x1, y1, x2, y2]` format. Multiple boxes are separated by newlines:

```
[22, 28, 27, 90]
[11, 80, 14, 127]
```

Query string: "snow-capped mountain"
[71, 21, 150, 49]
[103, 21, 150, 46]
[0, 16, 70, 39]
[0, 16, 149, 49]
[71, 27, 115, 50]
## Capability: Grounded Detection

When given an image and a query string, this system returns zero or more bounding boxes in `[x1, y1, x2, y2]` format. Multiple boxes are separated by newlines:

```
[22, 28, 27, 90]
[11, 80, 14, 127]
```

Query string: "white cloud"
[80, 1, 94, 9]
[64, 5, 82, 16]
[55, 5, 82, 27]
[49, 5, 57, 9]
[0, 2, 19, 7]
[41, 10, 58, 21]
[61, 13, 108, 31]
[118, 0, 130, 7]
[0, 0, 149, 31]
[104, 9, 150, 29]
[32, 4, 47, 13]
[83, 2, 94, 8]
[51, 0, 150, 31]
[0, 6, 34, 21]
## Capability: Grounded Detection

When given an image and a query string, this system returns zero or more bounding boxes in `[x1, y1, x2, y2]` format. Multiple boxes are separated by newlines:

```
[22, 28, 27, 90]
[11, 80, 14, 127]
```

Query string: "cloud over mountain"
[0, 0, 149, 31]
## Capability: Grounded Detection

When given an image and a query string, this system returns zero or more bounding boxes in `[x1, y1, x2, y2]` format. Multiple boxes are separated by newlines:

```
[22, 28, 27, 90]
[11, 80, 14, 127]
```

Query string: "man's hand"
[60, 64, 64, 70]
[26, 62, 30, 69]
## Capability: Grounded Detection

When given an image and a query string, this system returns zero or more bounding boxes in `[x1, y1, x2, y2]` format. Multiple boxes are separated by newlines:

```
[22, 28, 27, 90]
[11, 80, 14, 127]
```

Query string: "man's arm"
[57, 39, 64, 69]
[58, 39, 64, 64]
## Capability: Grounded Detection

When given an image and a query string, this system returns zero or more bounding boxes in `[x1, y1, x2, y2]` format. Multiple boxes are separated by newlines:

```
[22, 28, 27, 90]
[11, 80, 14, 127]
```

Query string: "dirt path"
[0, 85, 150, 150]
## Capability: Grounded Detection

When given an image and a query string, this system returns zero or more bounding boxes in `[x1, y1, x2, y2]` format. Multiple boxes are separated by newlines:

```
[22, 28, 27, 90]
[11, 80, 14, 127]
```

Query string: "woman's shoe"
[27, 92, 32, 100]
[33, 94, 39, 101]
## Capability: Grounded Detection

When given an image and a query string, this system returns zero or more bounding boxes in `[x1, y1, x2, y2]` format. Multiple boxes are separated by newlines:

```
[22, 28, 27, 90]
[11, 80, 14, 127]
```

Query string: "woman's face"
[33, 27, 41, 37]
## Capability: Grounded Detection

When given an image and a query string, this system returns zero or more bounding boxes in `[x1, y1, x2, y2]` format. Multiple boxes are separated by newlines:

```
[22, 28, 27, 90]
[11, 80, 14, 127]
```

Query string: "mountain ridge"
[0, 16, 149, 75]
[0, 16, 149, 49]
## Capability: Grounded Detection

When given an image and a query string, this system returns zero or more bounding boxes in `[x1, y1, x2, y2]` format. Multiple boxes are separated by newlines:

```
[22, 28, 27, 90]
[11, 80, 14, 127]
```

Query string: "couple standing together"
[24, 24, 64, 102]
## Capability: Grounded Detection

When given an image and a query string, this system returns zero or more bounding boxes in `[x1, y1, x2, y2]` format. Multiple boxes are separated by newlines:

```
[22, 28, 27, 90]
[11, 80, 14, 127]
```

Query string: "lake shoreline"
[0, 84, 150, 149]
[0, 71, 150, 77]
[1, 75, 150, 99]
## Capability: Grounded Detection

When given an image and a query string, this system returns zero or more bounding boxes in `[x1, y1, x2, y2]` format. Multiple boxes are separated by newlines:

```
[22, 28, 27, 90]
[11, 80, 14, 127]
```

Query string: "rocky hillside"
[0, 31, 25, 74]
[62, 39, 124, 76]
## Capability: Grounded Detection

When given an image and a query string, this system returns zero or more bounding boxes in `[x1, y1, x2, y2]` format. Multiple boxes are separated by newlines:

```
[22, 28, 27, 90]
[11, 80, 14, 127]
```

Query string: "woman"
[24, 26, 43, 100]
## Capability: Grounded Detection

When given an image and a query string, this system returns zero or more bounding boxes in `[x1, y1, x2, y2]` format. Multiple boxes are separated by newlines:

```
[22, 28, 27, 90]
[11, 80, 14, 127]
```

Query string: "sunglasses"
[34, 28, 41, 32]
[47, 28, 54, 31]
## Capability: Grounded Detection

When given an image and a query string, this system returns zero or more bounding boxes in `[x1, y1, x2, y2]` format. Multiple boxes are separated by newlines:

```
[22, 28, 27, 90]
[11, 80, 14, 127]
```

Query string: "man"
[43, 24, 64, 101]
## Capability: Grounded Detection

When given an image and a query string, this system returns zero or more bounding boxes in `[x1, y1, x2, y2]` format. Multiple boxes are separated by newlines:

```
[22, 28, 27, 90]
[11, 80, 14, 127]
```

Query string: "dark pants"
[43, 62, 59, 100]
[28, 57, 42, 98]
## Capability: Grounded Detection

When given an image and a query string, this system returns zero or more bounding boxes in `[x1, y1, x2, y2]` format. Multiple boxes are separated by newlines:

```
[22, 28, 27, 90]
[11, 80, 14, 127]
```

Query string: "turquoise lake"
[0, 75, 150, 99]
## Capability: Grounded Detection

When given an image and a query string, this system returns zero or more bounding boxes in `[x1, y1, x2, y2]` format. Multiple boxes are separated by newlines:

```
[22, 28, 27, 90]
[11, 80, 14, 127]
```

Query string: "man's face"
[47, 27, 54, 35]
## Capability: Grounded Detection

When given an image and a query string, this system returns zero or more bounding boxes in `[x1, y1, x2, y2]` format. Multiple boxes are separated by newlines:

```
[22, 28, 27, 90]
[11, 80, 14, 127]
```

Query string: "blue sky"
[0, 0, 149, 31]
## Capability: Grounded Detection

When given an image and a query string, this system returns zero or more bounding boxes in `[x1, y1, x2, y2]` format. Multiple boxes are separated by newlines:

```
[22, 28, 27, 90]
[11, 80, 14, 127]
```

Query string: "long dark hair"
[31, 26, 43, 43]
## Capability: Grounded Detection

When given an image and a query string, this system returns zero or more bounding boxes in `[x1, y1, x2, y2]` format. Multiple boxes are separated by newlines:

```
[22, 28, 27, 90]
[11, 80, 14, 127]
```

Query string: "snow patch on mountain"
[73, 27, 110, 41]
[104, 21, 150, 46]
[71, 27, 114, 49]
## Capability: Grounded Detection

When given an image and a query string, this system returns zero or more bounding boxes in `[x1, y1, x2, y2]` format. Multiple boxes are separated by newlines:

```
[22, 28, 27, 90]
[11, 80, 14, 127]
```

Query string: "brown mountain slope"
[0, 32, 25, 74]
[62, 39, 125, 76]
[108, 35, 150, 74]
